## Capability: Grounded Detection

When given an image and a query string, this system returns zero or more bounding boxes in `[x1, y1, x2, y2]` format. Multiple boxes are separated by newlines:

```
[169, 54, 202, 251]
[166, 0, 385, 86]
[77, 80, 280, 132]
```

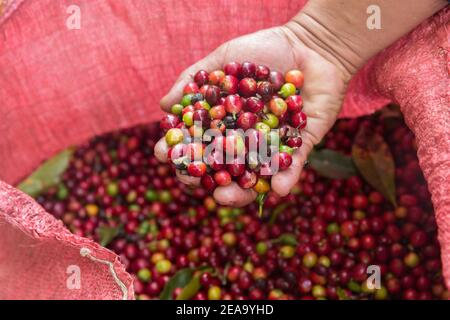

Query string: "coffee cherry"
[193, 109, 211, 128]
[183, 82, 199, 95]
[287, 136, 302, 148]
[171, 104, 184, 115]
[214, 170, 232, 186]
[194, 70, 209, 86]
[253, 178, 270, 193]
[182, 111, 194, 127]
[220, 75, 239, 94]
[201, 174, 217, 191]
[245, 96, 264, 113]
[187, 161, 207, 177]
[209, 70, 225, 85]
[209, 105, 226, 120]
[290, 111, 307, 129]
[262, 113, 279, 129]
[239, 62, 256, 78]
[303, 252, 318, 268]
[237, 112, 258, 130]
[226, 158, 246, 177]
[279, 83, 296, 98]
[238, 170, 258, 189]
[224, 94, 244, 115]
[160, 114, 180, 132]
[285, 95, 303, 112]
[273, 152, 292, 171]
[285, 69, 304, 88]
[256, 81, 274, 101]
[165, 128, 184, 146]
[194, 100, 211, 111]
[208, 286, 222, 300]
[155, 259, 172, 274]
[269, 71, 284, 90]
[205, 85, 221, 106]
[238, 78, 257, 97]
[255, 65, 270, 81]
[269, 98, 287, 116]
[224, 62, 242, 77]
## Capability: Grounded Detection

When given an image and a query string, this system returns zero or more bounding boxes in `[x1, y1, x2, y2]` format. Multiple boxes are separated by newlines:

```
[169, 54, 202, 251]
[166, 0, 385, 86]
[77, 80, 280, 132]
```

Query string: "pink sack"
[0, 0, 448, 298]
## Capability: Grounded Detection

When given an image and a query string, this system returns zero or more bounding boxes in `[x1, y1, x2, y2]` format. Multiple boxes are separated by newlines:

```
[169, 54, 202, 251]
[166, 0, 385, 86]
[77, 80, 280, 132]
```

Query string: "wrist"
[284, 10, 366, 84]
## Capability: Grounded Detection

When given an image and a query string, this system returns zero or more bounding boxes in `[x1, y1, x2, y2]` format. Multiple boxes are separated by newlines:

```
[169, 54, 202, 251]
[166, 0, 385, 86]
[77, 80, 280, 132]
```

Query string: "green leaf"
[160, 268, 195, 300]
[98, 225, 122, 247]
[352, 126, 397, 207]
[17, 148, 74, 197]
[176, 273, 201, 300]
[308, 149, 357, 179]
[272, 233, 298, 246]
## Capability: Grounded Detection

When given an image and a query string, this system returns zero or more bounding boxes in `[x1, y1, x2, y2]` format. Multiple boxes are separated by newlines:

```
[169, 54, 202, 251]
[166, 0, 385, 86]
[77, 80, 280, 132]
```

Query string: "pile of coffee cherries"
[160, 62, 306, 194]
[35, 112, 448, 300]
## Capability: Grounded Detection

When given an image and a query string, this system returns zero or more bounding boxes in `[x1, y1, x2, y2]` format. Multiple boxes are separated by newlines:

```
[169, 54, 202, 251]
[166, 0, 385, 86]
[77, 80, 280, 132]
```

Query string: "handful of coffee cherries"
[160, 62, 307, 202]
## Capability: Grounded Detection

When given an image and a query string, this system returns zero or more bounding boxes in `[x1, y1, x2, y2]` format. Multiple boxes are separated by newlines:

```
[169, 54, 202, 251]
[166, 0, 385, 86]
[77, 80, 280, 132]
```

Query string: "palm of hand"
[158, 27, 347, 206]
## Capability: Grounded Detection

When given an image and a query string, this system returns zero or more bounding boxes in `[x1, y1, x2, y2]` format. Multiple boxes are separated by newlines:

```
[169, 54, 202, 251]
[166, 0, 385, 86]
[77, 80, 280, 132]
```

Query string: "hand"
[155, 24, 349, 207]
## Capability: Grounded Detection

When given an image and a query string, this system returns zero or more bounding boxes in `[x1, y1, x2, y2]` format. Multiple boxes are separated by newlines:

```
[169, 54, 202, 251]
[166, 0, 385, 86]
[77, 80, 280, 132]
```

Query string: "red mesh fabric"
[0, 0, 448, 298]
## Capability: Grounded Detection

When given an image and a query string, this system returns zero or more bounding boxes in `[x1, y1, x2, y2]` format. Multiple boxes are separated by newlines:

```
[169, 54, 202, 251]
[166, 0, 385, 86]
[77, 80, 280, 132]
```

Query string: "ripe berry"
[269, 71, 284, 90]
[237, 112, 258, 130]
[285, 69, 304, 88]
[187, 161, 207, 177]
[209, 70, 225, 85]
[255, 65, 270, 81]
[237, 170, 258, 189]
[238, 78, 257, 97]
[253, 178, 270, 193]
[205, 85, 221, 106]
[285, 95, 303, 112]
[290, 111, 307, 129]
[209, 105, 226, 120]
[160, 114, 180, 132]
[183, 82, 199, 95]
[287, 136, 302, 148]
[269, 98, 287, 116]
[273, 152, 292, 171]
[223, 62, 242, 77]
[245, 97, 264, 113]
[239, 62, 256, 78]
[224, 94, 244, 115]
[193, 109, 211, 128]
[194, 100, 210, 111]
[256, 81, 274, 101]
[214, 170, 232, 186]
[194, 70, 209, 86]
[226, 159, 246, 177]
[219, 75, 239, 94]
[201, 174, 217, 191]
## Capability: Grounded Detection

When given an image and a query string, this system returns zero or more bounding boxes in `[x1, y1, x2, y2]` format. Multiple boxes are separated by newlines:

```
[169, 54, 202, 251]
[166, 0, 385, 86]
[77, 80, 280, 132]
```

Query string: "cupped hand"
[155, 25, 348, 207]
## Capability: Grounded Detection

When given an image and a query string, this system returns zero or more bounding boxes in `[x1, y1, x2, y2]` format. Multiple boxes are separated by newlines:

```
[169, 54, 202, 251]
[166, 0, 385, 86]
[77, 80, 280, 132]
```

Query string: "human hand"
[155, 23, 349, 207]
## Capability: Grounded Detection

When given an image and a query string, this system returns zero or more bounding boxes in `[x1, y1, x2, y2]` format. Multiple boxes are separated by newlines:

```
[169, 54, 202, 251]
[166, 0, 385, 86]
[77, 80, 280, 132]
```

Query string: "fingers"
[154, 137, 169, 163]
[271, 141, 313, 197]
[176, 170, 201, 187]
[213, 182, 257, 207]
[160, 50, 225, 112]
